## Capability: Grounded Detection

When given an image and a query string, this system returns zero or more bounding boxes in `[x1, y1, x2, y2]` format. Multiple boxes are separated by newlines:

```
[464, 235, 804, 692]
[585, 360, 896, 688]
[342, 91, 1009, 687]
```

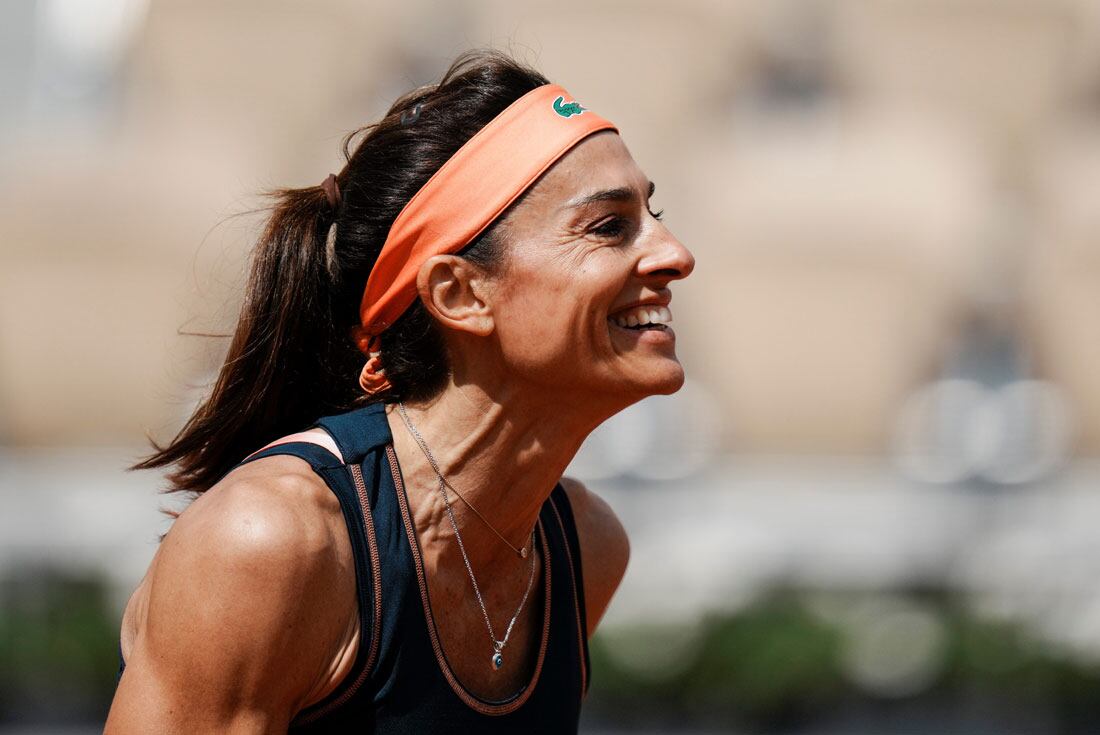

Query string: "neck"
[384, 375, 617, 576]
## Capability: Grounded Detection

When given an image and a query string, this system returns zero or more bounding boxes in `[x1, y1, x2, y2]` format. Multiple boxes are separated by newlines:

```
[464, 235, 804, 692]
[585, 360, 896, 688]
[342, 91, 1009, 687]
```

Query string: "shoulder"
[167, 459, 348, 581]
[160, 457, 351, 600]
[558, 476, 630, 637]
[110, 459, 357, 729]
[153, 457, 358, 665]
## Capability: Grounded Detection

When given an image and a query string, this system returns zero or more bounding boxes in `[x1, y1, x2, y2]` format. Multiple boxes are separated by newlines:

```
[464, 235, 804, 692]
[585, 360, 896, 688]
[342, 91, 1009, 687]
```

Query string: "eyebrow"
[567, 181, 656, 209]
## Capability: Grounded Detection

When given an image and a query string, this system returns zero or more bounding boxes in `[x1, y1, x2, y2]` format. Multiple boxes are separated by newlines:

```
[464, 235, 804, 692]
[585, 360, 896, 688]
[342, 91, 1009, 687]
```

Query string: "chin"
[620, 361, 686, 398]
[650, 367, 687, 395]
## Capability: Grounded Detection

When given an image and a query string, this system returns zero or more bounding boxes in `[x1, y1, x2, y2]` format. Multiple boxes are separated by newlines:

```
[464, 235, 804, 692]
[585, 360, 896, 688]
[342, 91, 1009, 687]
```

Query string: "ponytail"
[129, 181, 364, 499]
[130, 49, 548, 506]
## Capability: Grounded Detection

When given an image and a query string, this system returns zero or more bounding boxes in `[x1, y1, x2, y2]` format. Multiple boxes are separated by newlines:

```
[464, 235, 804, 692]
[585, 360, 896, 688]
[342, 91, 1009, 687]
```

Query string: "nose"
[638, 222, 695, 282]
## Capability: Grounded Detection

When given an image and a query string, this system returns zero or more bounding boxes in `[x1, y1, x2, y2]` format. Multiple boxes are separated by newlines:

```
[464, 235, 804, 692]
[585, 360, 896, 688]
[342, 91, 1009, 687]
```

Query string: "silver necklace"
[396, 402, 538, 671]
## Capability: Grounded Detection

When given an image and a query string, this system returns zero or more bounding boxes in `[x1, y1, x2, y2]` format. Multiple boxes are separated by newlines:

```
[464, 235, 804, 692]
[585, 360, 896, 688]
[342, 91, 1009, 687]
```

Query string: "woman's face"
[486, 130, 695, 405]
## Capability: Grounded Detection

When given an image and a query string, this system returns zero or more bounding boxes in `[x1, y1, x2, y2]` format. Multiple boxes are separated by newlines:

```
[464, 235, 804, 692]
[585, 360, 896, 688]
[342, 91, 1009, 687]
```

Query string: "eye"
[648, 207, 665, 221]
[591, 216, 628, 238]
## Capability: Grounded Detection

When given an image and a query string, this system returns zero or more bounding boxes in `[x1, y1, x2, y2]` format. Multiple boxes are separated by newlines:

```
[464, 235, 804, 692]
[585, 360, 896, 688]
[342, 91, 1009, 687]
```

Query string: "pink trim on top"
[241, 430, 345, 465]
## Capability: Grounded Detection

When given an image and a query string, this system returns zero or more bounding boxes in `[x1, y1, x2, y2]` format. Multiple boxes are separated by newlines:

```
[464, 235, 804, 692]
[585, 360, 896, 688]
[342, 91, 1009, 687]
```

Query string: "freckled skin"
[107, 128, 696, 733]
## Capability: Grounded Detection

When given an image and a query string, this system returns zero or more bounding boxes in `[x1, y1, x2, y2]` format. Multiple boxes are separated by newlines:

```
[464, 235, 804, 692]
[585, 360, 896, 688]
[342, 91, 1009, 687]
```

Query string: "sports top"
[116, 400, 592, 733]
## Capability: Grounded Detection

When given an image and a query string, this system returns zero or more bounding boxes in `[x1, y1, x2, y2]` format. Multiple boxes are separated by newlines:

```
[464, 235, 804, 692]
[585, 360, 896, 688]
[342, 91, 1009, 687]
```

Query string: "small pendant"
[492, 652, 504, 669]
[520, 546, 528, 559]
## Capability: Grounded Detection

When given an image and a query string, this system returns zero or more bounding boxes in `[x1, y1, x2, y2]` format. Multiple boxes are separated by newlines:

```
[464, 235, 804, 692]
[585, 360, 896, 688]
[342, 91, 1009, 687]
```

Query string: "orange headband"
[351, 83, 617, 394]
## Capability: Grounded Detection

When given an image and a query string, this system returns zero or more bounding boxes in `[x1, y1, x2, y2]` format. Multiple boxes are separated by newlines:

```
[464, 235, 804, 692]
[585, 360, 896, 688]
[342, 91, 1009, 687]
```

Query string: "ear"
[415, 254, 495, 337]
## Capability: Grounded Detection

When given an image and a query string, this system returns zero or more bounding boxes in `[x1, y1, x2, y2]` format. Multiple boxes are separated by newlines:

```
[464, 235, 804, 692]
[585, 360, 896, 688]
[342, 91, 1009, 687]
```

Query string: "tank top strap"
[308, 400, 393, 466]
[234, 441, 345, 473]
[222, 403, 393, 727]
[546, 483, 593, 699]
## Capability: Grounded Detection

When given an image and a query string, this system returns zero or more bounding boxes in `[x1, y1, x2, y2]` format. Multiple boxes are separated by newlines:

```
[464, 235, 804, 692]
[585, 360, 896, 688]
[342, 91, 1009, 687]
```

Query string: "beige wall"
[2, 0, 1099, 454]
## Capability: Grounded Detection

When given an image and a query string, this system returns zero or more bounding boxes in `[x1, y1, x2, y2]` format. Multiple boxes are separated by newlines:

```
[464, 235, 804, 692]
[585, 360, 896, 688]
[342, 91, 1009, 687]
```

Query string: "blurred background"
[3, 0, 1100, 732]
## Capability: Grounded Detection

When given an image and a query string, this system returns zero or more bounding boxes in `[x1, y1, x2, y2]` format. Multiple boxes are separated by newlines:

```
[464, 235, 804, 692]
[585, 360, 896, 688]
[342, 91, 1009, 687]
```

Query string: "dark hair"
[131, 50, 550, 502]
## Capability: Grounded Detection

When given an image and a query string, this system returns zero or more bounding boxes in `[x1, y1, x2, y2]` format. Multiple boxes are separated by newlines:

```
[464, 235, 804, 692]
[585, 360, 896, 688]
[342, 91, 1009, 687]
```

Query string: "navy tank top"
[116, 400, 592, 732]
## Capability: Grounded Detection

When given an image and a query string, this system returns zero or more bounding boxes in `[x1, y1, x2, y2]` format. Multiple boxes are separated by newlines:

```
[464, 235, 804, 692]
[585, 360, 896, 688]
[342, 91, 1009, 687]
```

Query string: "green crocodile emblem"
[553, 96, 586, 118]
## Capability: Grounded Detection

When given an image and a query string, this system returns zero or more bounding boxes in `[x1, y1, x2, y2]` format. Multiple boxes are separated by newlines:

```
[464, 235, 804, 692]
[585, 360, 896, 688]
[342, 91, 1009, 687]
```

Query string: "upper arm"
[105, 472, 356, 734]
[560, 476, 630, 638]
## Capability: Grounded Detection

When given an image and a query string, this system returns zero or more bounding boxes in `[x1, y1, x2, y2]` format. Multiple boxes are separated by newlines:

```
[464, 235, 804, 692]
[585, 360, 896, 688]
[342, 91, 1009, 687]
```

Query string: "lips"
[609, 304, 672, 329]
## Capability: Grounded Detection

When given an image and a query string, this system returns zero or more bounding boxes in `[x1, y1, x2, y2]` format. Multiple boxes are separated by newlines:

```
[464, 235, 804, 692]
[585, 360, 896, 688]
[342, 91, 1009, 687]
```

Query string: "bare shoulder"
[151, 455, 351, 621]
[107, 456, 357, 732]
[182, 454, 347, 553]
[155, 456, 351, 606]
[558, 476, 630, 637]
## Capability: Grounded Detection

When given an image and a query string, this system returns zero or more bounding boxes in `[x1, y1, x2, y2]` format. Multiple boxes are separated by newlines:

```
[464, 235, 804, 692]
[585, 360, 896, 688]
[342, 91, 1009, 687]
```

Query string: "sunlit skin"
[106, 130, 694, 732]
[467, 132, 688, 405]
[394, 128, 694, 587]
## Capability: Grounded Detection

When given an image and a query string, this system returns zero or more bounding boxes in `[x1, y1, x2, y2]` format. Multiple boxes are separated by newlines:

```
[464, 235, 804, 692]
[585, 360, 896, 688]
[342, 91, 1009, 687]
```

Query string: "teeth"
[609, 305, 672, 328]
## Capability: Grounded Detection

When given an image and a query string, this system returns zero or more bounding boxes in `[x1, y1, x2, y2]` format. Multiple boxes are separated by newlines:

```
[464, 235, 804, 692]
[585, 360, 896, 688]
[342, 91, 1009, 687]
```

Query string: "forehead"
[512, 131, 647, 215]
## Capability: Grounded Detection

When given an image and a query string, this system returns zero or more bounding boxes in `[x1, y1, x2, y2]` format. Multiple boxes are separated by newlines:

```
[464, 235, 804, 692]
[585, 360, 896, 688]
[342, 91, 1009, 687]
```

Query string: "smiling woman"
[105, 49, 694, 734]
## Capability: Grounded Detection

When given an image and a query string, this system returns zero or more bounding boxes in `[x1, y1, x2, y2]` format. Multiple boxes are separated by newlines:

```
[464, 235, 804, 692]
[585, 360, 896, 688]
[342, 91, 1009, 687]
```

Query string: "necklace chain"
[396, 402, 538, 670]
[398, 403, 530, 559]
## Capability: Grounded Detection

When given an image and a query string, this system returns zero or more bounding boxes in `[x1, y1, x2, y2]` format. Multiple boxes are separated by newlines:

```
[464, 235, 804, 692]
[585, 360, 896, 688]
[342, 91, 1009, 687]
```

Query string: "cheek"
[494, 277, 603, 362]
[497, 286, 569, 348]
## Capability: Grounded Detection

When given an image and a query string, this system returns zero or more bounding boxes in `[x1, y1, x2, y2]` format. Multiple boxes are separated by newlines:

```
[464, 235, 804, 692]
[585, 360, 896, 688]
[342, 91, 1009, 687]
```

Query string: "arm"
[105, 469, 358, 734]
[559, 476, 630, 637]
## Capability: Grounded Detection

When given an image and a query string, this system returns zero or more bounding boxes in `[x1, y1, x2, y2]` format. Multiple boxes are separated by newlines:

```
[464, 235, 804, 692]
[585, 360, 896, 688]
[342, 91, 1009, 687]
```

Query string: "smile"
[608, 304, 672, 330]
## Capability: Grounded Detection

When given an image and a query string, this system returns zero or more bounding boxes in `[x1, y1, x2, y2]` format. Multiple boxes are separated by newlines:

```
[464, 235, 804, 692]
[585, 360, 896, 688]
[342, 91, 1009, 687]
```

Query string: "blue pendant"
[492, 652, 503, 669]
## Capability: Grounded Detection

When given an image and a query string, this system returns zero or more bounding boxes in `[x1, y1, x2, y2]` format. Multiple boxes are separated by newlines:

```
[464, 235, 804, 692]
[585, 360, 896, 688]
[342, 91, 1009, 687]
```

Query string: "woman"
[106, 49, 694, 733]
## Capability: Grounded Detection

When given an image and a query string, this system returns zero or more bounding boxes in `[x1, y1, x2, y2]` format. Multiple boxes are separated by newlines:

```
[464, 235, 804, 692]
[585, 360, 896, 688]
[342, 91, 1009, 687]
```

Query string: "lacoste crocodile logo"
[553, 96, 586, 118]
